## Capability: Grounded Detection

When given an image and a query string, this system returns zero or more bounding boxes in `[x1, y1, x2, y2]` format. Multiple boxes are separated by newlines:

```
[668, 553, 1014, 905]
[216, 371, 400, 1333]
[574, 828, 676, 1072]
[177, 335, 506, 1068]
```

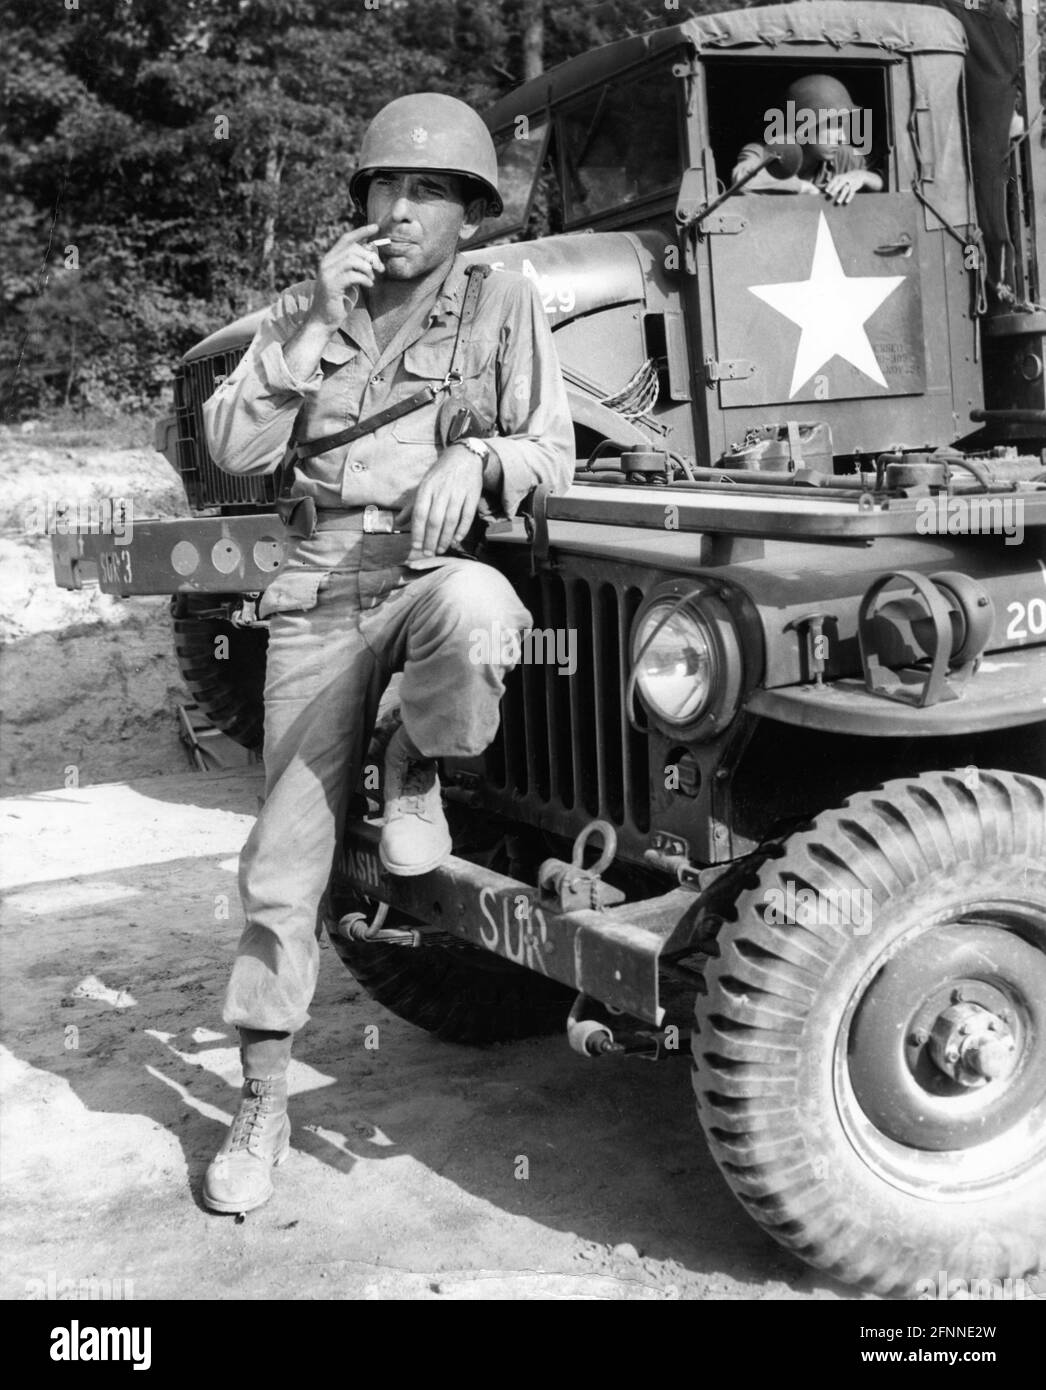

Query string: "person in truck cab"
[198, 93, 574, 1216]
[731, 73, 884, 205]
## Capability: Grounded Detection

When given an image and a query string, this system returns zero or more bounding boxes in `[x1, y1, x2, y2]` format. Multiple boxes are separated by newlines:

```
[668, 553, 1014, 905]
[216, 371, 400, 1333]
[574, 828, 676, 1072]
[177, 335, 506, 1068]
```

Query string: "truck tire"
[171, 594, 267, 750]
[327, 707, 574, 1045]
[328, 928, 575, 1045]
[693, 768, 1046, 1298]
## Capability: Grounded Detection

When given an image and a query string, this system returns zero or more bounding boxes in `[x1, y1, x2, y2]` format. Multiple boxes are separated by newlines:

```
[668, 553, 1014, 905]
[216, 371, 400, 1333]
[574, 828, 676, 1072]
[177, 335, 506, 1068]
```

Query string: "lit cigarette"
[369, 238, 392, 247]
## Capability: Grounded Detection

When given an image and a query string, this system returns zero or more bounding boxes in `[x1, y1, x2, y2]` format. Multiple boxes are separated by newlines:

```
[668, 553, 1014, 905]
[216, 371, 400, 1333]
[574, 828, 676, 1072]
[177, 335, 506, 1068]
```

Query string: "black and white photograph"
[2, 0, 1045, 1335]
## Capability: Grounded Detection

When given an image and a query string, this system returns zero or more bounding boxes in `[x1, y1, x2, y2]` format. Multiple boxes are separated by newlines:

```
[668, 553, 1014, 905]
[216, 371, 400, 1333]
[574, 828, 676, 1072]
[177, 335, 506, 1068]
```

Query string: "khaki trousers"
[223, 527, 530, 1033]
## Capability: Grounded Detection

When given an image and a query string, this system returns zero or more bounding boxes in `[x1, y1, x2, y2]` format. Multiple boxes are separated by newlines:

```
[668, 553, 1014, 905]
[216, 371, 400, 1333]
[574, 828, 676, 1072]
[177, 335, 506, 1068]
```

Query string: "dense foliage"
[1, 0, 729, 418]
[5, 0, 1036, 420]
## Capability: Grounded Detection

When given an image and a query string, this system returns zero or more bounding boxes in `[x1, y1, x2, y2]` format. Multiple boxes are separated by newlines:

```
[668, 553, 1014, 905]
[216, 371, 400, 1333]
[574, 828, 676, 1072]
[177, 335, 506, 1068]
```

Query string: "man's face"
[795, 109, 850, 174]
[365, 170, 484, 280]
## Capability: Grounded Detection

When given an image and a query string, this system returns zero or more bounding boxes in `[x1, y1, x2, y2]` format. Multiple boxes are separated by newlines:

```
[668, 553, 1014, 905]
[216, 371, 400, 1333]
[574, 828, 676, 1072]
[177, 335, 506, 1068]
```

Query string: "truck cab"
[474, 0, 1043, 460]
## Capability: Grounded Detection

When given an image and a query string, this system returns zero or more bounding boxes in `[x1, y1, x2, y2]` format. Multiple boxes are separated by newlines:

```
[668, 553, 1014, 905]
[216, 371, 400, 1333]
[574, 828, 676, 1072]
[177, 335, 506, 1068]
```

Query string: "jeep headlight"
[630, 588, 745, 739]
[633, 603, 715, 724]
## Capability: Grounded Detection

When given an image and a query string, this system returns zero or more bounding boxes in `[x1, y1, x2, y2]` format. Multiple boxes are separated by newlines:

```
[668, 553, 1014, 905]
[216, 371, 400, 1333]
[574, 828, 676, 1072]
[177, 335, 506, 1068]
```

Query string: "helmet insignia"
[409, 126, 429, 146]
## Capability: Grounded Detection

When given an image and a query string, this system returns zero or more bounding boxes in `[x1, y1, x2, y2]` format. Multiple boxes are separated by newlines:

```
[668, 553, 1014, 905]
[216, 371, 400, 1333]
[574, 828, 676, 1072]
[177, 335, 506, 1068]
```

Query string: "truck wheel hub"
[846, 915, 1046, 1153]
[928, 1001, 1018, 1087]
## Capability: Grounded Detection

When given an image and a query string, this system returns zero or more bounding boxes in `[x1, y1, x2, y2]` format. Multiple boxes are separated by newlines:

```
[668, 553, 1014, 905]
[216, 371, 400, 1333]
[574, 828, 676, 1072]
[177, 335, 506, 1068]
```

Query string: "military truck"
[53, 2, 1046, 1296]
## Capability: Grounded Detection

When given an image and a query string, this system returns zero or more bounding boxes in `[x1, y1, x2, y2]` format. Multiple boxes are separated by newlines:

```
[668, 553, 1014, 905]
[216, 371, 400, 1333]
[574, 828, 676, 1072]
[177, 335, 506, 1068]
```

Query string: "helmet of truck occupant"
[784, 74, 859, 173]
[350, 93, 503, 218]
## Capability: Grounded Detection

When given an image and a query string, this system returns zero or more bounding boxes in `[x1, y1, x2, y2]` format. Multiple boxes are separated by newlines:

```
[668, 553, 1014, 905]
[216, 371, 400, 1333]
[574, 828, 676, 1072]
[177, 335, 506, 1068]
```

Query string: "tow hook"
[566, 994, 688, 1061]
[538, 820, 626, 913]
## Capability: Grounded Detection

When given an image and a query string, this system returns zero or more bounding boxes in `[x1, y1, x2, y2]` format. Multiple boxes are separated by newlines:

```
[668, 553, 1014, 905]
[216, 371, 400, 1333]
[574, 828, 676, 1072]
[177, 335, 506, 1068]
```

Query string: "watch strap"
[458, 436, 490, 463]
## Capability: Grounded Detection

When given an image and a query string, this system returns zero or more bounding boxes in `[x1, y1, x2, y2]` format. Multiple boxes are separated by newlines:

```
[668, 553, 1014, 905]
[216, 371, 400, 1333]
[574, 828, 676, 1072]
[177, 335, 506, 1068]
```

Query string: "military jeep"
[52, 2, 1046, 1296]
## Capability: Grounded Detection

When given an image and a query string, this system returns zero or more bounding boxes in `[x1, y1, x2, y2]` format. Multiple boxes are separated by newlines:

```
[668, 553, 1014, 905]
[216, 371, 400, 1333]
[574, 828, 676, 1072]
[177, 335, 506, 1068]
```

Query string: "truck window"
[703, 61, 892, 195]
[559, 63, 681, 222]
[480, 118, 551, 243]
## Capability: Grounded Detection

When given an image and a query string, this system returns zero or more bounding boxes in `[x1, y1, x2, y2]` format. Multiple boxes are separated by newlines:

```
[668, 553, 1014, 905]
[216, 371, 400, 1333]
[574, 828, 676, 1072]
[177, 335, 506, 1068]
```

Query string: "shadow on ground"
[0, 772, 858, 1301]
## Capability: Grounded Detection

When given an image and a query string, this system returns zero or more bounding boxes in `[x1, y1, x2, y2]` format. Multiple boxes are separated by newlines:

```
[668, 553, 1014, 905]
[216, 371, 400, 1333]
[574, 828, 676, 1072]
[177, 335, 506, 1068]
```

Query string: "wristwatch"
[457, 436, 490, 465]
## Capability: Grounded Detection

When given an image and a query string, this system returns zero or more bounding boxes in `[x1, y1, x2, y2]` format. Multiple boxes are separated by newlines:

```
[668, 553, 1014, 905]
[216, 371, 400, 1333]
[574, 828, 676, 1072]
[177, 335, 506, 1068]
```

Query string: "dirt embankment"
[0, 432, 194, 794]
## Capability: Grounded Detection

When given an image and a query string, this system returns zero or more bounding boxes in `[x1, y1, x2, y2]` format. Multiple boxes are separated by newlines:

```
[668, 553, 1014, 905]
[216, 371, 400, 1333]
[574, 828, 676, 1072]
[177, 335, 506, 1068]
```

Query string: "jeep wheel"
[693, 769, 1046, 1297]
[326, 708, 575, 1045]
[171, 593, 267, 750]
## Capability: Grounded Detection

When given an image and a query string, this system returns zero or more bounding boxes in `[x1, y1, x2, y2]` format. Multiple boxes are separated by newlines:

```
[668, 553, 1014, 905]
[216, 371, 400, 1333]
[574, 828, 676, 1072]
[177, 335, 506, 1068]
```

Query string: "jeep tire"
[328, 925, 576, 1045]
[693, 768, 1046, 1297]
[171, 593, 267, 750]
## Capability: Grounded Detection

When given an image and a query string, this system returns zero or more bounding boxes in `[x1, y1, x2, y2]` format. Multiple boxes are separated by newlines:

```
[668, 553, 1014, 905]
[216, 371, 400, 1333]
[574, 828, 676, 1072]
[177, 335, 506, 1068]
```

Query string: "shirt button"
[350, 461, 366, 473]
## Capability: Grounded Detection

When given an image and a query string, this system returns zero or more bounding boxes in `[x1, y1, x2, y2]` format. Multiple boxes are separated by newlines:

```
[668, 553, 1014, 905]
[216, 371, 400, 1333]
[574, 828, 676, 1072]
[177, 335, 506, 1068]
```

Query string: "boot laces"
[396, 757, 437, 817]
[229, 1083, 276, 1151]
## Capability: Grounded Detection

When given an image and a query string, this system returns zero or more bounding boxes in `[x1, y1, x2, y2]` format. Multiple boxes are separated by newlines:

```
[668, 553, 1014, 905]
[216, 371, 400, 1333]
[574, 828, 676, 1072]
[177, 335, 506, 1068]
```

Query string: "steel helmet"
[785, 74, 858, 171]
[350, 93, 503, 218]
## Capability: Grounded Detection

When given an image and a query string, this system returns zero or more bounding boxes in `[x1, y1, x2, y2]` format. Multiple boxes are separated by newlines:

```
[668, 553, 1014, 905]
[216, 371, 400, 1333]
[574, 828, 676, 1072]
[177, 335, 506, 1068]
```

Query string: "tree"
[1, 0, 749, 419]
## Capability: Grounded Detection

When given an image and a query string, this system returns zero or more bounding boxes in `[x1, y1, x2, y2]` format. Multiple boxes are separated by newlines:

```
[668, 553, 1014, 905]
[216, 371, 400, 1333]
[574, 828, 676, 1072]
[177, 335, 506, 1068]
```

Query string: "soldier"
[199, 93, 574, 1214]
[732, 74, 884, 205]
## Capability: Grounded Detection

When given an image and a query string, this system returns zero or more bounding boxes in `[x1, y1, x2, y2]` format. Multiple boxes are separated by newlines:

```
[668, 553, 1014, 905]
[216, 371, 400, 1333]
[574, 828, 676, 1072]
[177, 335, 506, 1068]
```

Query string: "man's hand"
[396, 444, 484, 558]
[307, 224, 385, 329]
[283, 225, 387, 383]
[735, 163, 820, 197]
[823, 170, 868, 205]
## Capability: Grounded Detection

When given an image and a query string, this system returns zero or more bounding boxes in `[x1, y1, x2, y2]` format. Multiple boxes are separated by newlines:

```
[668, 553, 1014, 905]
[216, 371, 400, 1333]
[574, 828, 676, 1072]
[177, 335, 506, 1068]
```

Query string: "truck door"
[707, 195, 926, 409]
[698, 181, 981, 457]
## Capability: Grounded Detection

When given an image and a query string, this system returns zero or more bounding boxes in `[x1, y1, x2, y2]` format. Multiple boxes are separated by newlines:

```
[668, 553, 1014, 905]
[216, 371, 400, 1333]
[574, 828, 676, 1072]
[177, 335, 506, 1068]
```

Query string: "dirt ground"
[0, 430, 861, 1300]
[0, 768, 864, 1302]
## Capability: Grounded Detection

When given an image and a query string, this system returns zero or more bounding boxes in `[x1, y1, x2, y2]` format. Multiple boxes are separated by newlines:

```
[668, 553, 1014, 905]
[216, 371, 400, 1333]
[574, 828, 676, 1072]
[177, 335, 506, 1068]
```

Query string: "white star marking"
[748, 213, 905, 397]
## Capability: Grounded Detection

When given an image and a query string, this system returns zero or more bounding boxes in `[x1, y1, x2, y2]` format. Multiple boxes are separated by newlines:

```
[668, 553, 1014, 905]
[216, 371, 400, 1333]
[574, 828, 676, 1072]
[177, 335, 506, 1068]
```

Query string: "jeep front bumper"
[338, 820, 702, 1024]
[51, 514, 287, 595]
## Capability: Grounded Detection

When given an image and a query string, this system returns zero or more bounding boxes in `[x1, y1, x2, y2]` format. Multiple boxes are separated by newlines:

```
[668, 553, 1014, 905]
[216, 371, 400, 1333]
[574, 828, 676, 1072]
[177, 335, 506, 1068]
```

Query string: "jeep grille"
[481, 564, 652, 855]
[174, 350, 277, 510]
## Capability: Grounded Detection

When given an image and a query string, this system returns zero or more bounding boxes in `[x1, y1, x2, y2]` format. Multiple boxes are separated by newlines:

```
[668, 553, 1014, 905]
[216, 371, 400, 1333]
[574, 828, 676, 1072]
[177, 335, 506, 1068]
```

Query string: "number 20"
[1006, 599, 1046, 640]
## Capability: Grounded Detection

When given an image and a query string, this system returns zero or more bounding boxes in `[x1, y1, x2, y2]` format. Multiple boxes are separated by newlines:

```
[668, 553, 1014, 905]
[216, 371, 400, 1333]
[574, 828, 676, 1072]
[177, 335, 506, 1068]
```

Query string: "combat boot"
[202, 1030, 292, 1214]
[379, 726, 452, 876]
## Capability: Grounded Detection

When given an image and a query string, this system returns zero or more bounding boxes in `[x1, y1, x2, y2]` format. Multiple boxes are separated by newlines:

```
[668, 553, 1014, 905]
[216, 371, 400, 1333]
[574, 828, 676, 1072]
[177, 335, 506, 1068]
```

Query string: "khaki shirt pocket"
[390, 402, 441, 446]
[396, 338, 498, 443]
[392, 341, 452, 443]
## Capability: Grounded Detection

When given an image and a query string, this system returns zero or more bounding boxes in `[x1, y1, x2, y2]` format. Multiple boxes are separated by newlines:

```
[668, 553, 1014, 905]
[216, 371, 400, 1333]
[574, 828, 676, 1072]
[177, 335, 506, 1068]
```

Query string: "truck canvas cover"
[687, 1, 968, 54]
